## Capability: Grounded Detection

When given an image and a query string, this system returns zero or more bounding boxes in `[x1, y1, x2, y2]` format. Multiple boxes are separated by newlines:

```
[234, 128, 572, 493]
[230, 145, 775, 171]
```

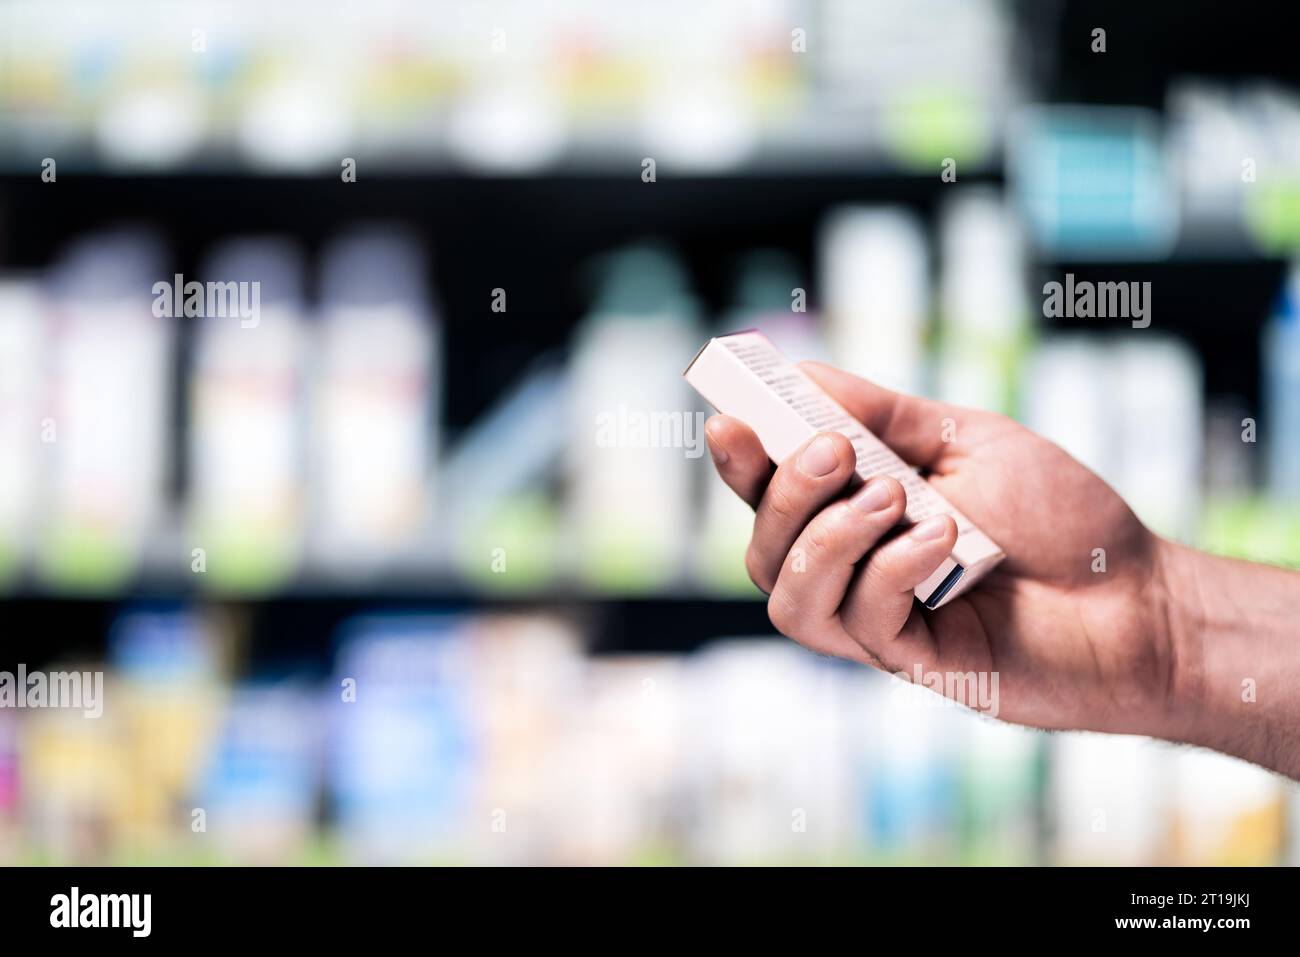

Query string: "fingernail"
[706, 432, 729, 466]
[911, 516, 950, 541]
[797, 434, 839, 477]
[851, 477, 892, 512]
[707, 423, 728, 465]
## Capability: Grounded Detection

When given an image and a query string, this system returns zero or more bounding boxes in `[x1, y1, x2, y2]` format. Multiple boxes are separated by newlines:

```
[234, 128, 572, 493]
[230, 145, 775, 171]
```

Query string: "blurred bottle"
[328, 615, 477, 863]
[1009, 107, 1178, 258]
[189, 236, 307, 591]
[855, 676, 962, 862]
[311, 226, 437, 572]
[1265, 261, 1300, 500]
[1023, 337, 1117, 485]
[1028, 336, 1202, 538]
[41, 229, 171, 589]
[1050, 733, 1170, 865]
[1288, 781, 1300, 866]
[567, 245, 702, 592]
[0, 278, 45, 585]
[550, 655, 685, 865]
[465, 614, 584, 863]
[957, 719, 1043, 865]
[1169, 750, 1285, 865]
[937, 189, 1029, 414]
[22, 693, 130, 864]
[1167, 81, 1254, 232]
[1112, 338, 1202, 539]
[0, 713, 17, 862]
[684, 640, 854, 864]
[108, 607, 223, 858]
[1198, 398, 1295, 561]
[199, 683, 321, 864]
[819, 207, 928, 395]
[1203, 399, 1256, 497]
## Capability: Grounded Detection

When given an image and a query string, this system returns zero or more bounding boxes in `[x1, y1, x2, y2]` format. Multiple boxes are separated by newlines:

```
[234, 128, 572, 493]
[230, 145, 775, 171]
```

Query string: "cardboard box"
[684, 330, 1003, 608]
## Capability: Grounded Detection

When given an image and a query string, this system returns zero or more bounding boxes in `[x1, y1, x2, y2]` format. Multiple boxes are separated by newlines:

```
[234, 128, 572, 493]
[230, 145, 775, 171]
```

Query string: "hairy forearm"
[1158, 539, 1300, 778]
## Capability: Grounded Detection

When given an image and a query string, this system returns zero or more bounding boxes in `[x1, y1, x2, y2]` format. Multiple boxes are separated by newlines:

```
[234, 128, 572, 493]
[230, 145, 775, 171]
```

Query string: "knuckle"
[766, 589, 801, 637]
[864, 547, 907, 595]
[802, 507, 850, 559]
[762, 478, 803, 525]
[839, 589, 875, 636]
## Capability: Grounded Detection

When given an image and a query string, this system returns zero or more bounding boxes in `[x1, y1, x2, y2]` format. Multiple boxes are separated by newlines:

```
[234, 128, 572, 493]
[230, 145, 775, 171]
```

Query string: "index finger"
[703, 414, 774, 510]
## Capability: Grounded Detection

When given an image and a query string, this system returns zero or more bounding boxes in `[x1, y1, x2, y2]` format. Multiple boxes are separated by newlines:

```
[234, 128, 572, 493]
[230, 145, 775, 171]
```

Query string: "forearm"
[1158, 539, 1300, 777]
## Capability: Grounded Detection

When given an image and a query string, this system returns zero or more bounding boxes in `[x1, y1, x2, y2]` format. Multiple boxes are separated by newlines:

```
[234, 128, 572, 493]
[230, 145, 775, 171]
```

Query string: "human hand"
[704, 360, 1185, 738]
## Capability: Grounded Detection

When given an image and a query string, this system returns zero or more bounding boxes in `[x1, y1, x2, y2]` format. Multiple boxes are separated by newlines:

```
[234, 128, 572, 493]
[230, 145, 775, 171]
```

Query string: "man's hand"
[704, 360, 1186, 740]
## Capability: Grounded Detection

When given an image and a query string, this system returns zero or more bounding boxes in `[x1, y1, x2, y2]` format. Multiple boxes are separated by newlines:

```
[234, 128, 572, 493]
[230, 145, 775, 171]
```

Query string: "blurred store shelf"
[0, 0, 1017, 176]
[4, 0, 1300, 871]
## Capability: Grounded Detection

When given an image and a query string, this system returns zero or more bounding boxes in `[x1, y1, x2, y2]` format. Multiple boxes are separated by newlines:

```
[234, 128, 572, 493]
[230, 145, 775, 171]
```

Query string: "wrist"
[1149, 537, 1212, 743]
[1151, 536, 1300, 777]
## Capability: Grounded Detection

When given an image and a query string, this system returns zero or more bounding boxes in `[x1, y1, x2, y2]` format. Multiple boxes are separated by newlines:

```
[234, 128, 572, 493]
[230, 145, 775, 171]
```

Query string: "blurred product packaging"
[937, 189, 1030, 414]
[956, 718, 1042, 865]
[1024, 336, 1116, 485]
[0, 712, 18, 863]
[566, 246, 703, 592]
[549, 655, 686, 864]
[856, 677, 963, 862]
[1024, 336, 1202, 539]
[201, 683, 322, 864]
[1170, 749, 1286, 866]
[684, 641, 856, 864]
[189, 236, 308, 591]
[1051, 734, 1170, 866]
[1264, 261, 1300, 499]
[328, 614, 477, 863]
[1009, 107, 1178, 259]
[311, 226, 438, 572]
[108, 607, 223, 860]
[21, 688, 128, 864]
[1111, 338, 1202, 540]
[819, 207, 927, 395]
[41, 229, 172, 589]
[464, 615, 585, 863]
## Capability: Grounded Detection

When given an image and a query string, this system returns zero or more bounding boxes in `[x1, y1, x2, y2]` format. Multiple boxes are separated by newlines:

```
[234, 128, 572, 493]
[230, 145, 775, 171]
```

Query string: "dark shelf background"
[0, 594, 776, 673]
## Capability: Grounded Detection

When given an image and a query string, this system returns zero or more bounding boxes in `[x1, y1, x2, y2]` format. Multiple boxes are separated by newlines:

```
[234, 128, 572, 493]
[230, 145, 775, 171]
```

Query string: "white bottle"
[1051, 732, 1170, 865]
[189, 237, 307, 590]
[567, 246, 702, 592]
[819, 207, 928, 396]
[43, 230, 171, 588]
[1113, 338, 1202, 540]
[311, 226, 437, 572]
[937, 189, 1028, 414]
